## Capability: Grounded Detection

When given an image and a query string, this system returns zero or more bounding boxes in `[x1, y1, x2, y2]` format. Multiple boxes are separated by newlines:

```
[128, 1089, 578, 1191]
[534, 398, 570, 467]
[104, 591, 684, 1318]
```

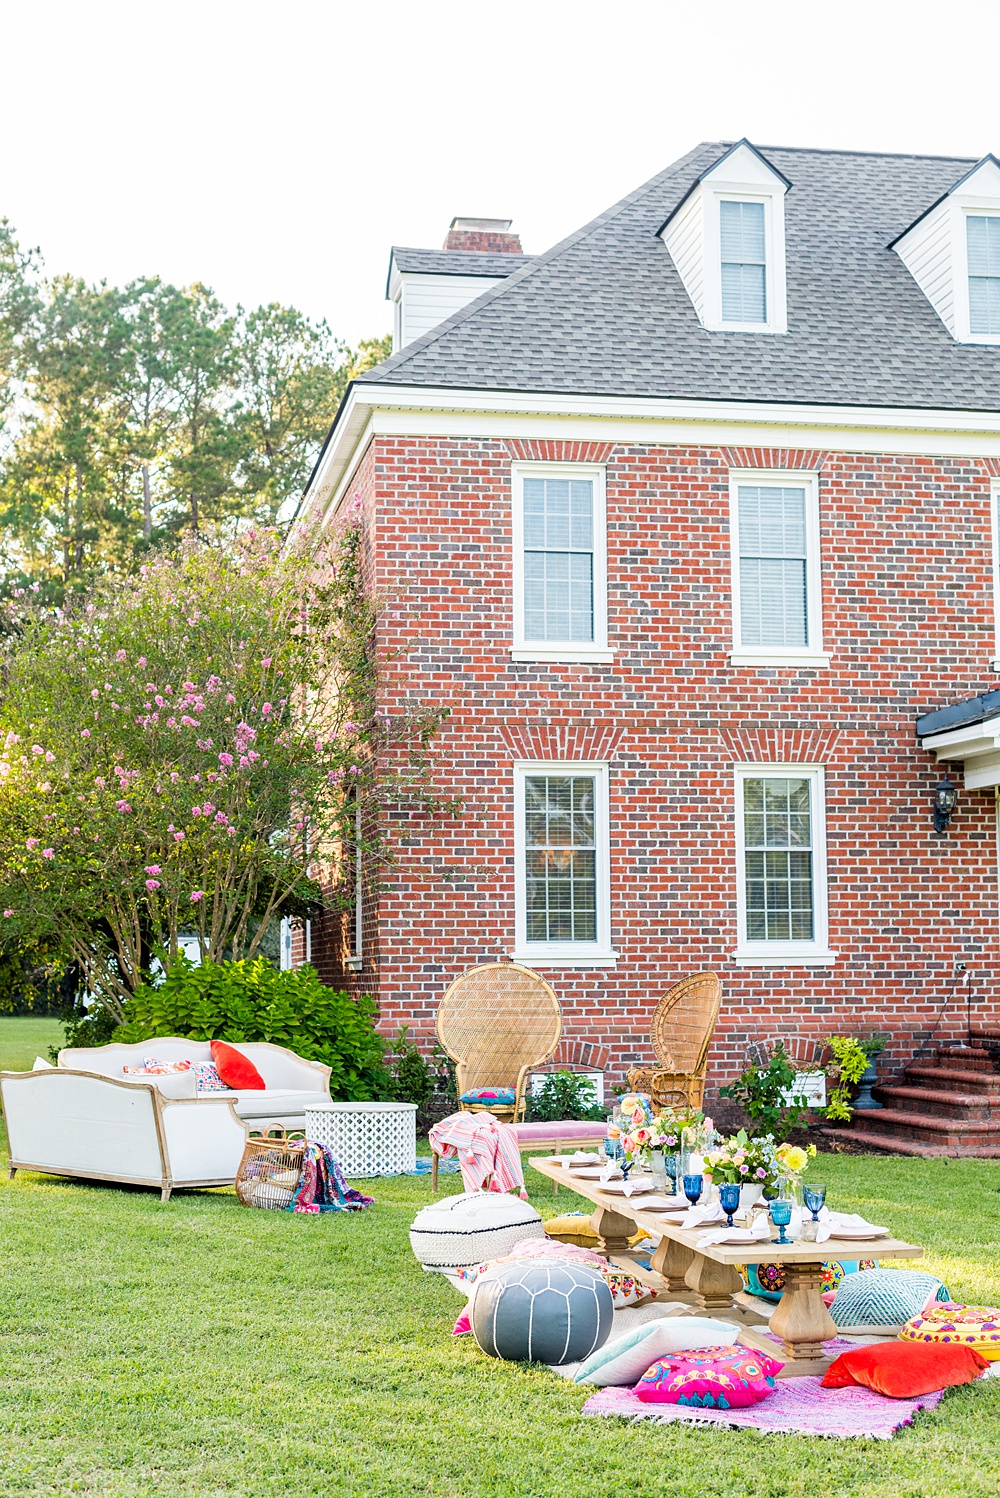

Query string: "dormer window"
[892, 153, 1000, 345]
[720, 200, 767, 323]
[968, 215, 1000, 334]
[659, 140, 790, 336]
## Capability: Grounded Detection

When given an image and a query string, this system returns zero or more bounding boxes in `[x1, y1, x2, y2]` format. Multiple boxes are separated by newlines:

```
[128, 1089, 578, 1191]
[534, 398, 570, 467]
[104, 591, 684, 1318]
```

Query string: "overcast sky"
[2, 0, 998, 347]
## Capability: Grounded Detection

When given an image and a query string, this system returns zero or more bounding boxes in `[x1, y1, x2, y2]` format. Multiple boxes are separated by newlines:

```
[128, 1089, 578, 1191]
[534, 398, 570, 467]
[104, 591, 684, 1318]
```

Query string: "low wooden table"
[529, 1157, 923, 1376]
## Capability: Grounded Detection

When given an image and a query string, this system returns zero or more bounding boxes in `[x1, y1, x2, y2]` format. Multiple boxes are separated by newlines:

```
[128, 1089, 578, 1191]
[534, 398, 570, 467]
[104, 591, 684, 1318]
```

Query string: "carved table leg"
[650, 1234, 697, 1295]
[684, 1250, 745, 1311]
[767, 1262, 838, 1372]
[589, 1204, 635, 1255]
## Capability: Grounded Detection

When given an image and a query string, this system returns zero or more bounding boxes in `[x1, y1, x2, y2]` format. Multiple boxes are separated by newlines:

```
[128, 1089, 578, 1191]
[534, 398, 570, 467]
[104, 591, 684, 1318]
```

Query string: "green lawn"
[0, 1060, 999, 1494]
[0, 1015, 65, 1072]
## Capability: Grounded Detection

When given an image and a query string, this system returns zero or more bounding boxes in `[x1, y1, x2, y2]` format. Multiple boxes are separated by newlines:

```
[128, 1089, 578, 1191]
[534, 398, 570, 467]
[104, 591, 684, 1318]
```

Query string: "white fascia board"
[919, 721, 1000, 761]
[303, 382, 1000, 528]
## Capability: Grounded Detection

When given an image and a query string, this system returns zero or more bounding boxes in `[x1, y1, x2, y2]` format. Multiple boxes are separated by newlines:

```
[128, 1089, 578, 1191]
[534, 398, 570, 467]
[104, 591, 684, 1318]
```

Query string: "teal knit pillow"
[830, 1269, 950, 1331]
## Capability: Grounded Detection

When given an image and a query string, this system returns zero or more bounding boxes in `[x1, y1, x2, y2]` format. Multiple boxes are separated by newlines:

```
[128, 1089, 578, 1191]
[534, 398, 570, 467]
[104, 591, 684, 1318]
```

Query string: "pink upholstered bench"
[431, 1119, 607, 1192]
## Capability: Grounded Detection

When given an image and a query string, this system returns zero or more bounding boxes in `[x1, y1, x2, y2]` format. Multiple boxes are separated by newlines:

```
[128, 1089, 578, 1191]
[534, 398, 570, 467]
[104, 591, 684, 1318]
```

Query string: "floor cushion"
[211, 1040, 266, 1090]
[460, 1087, 516, 1107]
[574, 1316, 740, 1386]
[821, 1339, 988, 1397]
[635, 1345, 784, 1408]
[900, 1302, 1000, 1361]
[829, 1268, 950, 1332]
[409, 1190, 544, 1269]
[472, 1259, 613, 1364]
[457, 1249, 651, 1310]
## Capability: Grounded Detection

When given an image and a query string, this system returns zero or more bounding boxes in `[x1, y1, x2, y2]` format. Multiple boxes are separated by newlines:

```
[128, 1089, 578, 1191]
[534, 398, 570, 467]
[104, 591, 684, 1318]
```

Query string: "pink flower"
[80, 729, 91, 738]
[117, 800, 132, 814]
[183, 682, 196, 692]
[2, 910, 11, 918]
[91, 689, 99, 700]
[25, 838, 38, 849]
[145, 865, 161, 875]
[189, 890, 205, 903]
[202, 802, 215, 816]
[137, 657, 146, 667]
[261, 703, 272, 715]
[170, 772, 180, 782]
[116, 650, 127, 662]
[45, 751, 54, 762]
[180, 715, 199, 728]
[225, 693, 236, 705]
[173, 831, 185, 841]
[214, 811, 227, 823]
[226, 826, 236, 836]
[738, 1163, 749, 1175]
[31, 745, 43, 756]
[261, 657, 272, 668]
[42, 848, 54, 859]
[348, 764, 359, 775]
[145, 879, 160, 890]
[755, 1167, 767, 1179]
[218, 752, 233, 767]
[95, 776, 106, 789]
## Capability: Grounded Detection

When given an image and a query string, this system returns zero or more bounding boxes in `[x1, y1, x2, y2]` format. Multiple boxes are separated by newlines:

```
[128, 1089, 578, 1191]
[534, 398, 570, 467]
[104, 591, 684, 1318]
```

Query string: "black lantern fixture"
[933, 776, 958, 835]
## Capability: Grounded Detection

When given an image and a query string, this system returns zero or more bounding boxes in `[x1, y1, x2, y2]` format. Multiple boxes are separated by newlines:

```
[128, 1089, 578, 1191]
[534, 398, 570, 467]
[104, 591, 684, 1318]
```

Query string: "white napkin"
[598, 1160, 623, 1183]
[817, 1210, 887, 1244]
[677, 1201, 725, 1229]
[696, 1217, 772, 1248]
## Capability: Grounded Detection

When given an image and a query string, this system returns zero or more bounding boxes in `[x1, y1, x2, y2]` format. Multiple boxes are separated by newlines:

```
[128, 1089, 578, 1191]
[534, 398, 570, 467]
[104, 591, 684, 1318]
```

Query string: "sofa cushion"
[228, 1089, 331, 1119]
[122, 1068, 198, 1100]
[211, 1040, 266, 1091]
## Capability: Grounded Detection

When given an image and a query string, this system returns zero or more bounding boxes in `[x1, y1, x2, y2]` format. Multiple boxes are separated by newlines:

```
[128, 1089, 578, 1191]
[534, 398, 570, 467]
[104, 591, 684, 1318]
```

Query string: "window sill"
[511, 648, 615, 664]
[731, 949, 838, 968]
[729, 652, 830, 669]
[991, 659, 1000, 674]
[512, 950, 618, 967]
[345, 956, 362, 972]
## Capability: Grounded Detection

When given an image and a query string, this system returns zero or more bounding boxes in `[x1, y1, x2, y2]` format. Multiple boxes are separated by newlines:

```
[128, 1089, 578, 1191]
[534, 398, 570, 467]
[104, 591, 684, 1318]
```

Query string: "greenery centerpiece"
[703, 1128, 777, 1190]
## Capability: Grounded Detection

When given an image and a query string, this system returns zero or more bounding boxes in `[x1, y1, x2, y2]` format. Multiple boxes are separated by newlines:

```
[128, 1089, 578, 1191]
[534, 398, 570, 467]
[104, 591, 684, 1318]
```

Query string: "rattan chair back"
[651, 971, 722, 1074]
[436, 962, 562, 1119]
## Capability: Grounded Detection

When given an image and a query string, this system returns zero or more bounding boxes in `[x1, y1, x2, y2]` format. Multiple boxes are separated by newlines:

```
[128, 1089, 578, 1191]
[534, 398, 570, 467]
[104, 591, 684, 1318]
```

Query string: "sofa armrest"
[159, 1098, 247, 1184]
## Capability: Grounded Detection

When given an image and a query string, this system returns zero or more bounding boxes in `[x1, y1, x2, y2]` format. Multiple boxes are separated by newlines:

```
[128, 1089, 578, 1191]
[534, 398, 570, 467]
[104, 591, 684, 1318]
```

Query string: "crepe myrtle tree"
[0, 508, 445, 1019]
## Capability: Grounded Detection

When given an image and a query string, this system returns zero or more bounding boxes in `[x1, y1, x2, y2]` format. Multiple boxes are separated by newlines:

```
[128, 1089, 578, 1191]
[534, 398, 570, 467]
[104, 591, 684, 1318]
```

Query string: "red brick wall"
[313, 436, 1000, 1100]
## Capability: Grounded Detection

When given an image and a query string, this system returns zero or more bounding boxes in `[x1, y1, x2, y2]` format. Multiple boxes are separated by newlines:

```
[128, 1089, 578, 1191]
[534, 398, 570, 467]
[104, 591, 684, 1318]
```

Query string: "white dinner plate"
[598, 1178, 655, 1195]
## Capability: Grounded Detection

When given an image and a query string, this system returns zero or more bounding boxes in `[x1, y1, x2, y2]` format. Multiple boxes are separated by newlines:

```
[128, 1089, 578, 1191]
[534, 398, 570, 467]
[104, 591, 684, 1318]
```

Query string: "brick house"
[298, 140, 1000, 1131]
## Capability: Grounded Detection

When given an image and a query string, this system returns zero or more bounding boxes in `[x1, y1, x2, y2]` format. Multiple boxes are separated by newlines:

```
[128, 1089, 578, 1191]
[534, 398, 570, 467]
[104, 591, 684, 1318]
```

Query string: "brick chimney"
[443, 216, 522, 254]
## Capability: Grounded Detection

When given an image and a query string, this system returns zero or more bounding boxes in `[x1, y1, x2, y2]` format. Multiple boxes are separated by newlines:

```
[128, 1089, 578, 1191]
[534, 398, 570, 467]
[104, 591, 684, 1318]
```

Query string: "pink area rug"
[581, 1378, 946, 1439]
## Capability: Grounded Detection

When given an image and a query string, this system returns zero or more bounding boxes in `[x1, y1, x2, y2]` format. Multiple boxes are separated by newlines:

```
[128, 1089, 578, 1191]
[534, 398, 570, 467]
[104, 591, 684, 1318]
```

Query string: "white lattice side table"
[304, 1102, 417, 1177]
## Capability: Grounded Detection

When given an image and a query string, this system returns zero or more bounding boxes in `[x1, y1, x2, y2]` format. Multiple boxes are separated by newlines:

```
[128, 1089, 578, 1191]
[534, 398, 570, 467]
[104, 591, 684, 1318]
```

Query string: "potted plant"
[824, 1036, 873, 1121]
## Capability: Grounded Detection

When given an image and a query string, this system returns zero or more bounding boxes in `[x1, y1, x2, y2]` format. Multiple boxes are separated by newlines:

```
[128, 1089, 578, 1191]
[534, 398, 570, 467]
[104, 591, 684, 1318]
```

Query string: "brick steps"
[822, 1042, 1000, 1158]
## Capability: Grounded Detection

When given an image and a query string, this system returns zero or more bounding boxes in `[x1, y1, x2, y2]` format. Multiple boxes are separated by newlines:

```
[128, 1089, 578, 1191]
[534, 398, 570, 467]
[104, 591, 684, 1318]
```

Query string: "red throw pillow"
[210, 1040, 266, 1091]
[821, 1340, 988, 1398]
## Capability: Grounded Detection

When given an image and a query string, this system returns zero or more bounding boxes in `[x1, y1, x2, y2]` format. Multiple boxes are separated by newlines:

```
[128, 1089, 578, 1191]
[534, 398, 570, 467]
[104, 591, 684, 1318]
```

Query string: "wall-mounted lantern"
[933, 776, 958, 835]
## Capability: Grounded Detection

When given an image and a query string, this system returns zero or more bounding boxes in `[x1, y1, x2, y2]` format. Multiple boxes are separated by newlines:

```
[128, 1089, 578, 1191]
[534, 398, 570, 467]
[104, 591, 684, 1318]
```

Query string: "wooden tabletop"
[529, 1157, 923, 1268]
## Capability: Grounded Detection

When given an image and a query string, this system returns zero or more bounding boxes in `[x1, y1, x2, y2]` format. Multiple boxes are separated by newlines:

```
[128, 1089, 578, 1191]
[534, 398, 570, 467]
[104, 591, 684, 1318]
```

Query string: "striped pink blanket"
[429, 1110, 527, 1197]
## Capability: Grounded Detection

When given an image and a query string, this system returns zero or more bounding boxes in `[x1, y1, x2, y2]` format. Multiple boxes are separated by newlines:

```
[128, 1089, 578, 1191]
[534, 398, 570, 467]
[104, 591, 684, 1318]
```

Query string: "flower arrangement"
[773, 1141, 817, 1180]
[617, 1098, 708, 1160]
[703, 1129, 777, 1188]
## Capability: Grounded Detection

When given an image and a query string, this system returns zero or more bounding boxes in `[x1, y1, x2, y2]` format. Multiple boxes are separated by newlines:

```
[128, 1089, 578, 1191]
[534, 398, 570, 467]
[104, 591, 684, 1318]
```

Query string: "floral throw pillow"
[123, 1057, 193, 1075]
[635, 1345, 784, 1408]
[194, 1061, 231, 1093]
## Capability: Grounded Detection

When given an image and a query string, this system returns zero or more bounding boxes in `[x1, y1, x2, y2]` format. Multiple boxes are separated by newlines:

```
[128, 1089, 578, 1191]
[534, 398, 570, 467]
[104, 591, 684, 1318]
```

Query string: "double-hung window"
[513, 762, 614, 964]
[512, 464, 610, 661]
[729, 472, 825, 666]
[968, 215, 1000, 336]
[734, 766, 834, 965]
[720, 200, 767, 323]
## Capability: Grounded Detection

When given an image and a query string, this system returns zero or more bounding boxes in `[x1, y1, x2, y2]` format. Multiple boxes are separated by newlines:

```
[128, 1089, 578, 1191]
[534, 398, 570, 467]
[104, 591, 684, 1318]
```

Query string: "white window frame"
[957, 206, 1000, 346]
[991, 482, 1000, 672]
[704, 188, 787, 335]
[512, 760, 616, 966]
[733, 764, 836, 967]
[728, 469, 828, 668]
[510, 462, 612, 663]
[345, 793, 363, 972]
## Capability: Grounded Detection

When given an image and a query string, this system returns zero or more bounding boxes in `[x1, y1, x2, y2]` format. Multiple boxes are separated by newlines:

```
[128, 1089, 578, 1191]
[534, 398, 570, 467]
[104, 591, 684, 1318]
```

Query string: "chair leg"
[431, 1152, 439, 1194]
[7, 1165, 15, 1180]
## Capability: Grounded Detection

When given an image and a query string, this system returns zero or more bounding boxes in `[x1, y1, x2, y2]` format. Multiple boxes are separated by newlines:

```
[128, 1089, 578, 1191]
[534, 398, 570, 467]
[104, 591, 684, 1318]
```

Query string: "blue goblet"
[770, 1198, 793, 1245]
[682, 1173, 703, 1207]
[718, 1182, 740, 1229]
[803, 1183, 827, 1222]
[664, 1153, 678, 1195]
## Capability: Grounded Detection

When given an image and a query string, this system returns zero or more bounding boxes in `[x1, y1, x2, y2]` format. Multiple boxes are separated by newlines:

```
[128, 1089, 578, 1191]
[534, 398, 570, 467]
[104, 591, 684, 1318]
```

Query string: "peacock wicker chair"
[435, 961, 563, 1125]
[627, 971, 722, 1114]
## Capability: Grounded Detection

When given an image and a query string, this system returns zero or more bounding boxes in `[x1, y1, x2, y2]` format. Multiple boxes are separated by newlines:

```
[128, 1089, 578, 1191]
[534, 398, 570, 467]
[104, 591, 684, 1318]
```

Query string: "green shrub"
[116, 957, 388, 1099]
[718, 1042, 811, 1140]
[528, 1070, 605, 1123]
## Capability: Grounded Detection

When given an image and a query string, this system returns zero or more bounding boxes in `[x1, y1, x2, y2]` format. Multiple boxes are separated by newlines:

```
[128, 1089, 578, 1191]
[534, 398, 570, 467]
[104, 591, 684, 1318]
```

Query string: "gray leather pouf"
[471, 1260, 614, 1365]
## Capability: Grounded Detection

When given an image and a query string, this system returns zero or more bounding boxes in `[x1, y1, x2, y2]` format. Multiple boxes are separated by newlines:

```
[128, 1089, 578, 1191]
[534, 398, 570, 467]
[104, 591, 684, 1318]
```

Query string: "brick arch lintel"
[504, 439, 615, 465]
[494, 718, 626, 762]
[717, 726, 842, 764]
[721, 447, 830, 471]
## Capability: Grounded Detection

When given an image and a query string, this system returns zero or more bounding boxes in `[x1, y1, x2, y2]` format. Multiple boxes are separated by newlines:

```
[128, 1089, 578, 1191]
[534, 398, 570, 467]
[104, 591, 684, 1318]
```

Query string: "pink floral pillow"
[140, 1057, 193, 1075]
[635, 1345, 784, 1409]
[194, 1061, 231, 1093]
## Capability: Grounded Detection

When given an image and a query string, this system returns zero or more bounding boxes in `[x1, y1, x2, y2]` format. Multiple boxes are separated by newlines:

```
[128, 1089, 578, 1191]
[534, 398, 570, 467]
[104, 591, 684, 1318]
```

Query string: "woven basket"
[235, 1127, 306, 1211]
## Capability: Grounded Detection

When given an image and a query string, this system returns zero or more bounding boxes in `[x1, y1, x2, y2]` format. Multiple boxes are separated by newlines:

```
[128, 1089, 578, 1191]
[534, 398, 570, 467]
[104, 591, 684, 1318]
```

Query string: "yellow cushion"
[900, 1303, 1000, 1361]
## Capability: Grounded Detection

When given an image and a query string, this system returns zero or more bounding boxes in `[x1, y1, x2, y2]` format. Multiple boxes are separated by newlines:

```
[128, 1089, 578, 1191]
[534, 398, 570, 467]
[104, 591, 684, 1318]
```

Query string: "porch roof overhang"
[917, 690, 1000, 789]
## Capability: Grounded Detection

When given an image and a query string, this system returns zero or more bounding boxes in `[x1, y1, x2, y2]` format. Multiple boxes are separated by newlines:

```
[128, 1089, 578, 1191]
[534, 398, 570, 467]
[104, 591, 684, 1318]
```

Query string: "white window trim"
[733, 764, 836, 966]
[510, 461, 612, 663]
[991, 482, 1000, 672]
[728, 469, 826, 667]
[956, 204, 1000, 346]
[345, 794, 363, 972]
[704, 188, 787, 335]
[512, 760, 616, 966]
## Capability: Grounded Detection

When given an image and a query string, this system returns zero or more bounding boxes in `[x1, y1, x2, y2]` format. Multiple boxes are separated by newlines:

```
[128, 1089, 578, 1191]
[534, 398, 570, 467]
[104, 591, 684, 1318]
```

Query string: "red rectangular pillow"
[821, 1340, 988, 1398]
[210, 1039, 266, 1091]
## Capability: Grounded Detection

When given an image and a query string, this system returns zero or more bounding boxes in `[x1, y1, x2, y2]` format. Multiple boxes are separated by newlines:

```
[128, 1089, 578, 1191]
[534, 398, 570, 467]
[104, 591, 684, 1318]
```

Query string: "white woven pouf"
[304, 1102, 417, 1177]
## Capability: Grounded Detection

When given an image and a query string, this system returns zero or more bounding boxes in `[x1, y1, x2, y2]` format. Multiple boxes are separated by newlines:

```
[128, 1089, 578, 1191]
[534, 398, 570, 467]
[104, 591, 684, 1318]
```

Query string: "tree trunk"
[74, 464, 84, 573]
[141, 463, 152, 539]
[190, 489, 199, 535]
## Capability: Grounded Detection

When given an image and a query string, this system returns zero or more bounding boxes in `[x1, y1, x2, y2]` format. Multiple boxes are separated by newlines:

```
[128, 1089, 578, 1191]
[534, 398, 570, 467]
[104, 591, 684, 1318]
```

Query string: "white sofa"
[0, 1039, 332, 1202]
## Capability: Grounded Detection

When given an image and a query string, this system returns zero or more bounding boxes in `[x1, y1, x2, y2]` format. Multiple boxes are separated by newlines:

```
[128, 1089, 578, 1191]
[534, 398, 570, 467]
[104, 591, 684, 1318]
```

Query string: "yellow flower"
[779, 1145, 809, 1173]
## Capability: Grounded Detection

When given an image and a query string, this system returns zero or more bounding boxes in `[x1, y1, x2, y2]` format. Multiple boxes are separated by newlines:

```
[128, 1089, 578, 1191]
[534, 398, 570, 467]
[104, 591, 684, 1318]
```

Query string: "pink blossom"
[2, 909, 11, 917]
[95, 776, 106, 788]
[170, 772, 180, 782]
[261, 657, 272, 669]
[42, 848, 54, 860]
[239, 755, 249, 767]
[173, 831, 185, 842]
[202, 802, 215, 816]
[226, 827, 236, 836]
[117, 800, 132, 814]
[348, 764, 359, 775]
[80, 729, 91, 738]
[218, 752, 233, 768]
[116, 650, 127, 662]
[343, 721, 357, 734]
[25, 838, 38, 850]
[145, 865, 161, 875]
[214, 811, 227, 824]
[261, 703, 272, 715]
[138, 657, 147, 667]
[91, 689, 99, 700]
[31, 745, 43, 756]
[183, 682, 196, 692]
[738, 1163, 749, 1175]
[44, 751, 54, 762]
[145, 879, 160, 891]
[189, 890, 205, 903]
[192, 805, 202, 816]
[225, 693, 236, 705]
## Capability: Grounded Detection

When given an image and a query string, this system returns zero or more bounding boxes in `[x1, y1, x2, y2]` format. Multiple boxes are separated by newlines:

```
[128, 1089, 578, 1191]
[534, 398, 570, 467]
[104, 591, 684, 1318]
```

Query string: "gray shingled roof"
[362, 142, 1000, 411]
[388, 247, 533, 278]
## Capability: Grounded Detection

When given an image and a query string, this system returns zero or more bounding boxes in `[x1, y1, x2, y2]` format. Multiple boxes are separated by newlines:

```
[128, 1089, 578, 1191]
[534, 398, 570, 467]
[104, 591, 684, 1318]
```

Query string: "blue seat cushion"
[461, 1087, 517, 1106]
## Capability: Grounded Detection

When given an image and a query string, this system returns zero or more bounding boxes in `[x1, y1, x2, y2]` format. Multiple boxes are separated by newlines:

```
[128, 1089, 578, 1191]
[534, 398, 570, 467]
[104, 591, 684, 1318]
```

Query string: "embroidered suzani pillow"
[140, 1056, 193, 1075]
[194, 1061, 231, 1093]
[635, 1345, 783, 1408]
[460, 1087, 517, 1106]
